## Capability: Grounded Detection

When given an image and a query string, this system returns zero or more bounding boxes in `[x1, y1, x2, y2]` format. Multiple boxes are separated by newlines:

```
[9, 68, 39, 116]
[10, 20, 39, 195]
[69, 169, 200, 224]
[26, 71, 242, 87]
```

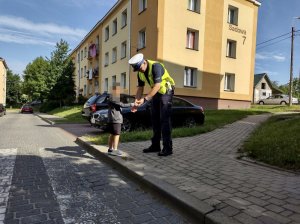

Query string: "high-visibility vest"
[138, 60, 175, 94]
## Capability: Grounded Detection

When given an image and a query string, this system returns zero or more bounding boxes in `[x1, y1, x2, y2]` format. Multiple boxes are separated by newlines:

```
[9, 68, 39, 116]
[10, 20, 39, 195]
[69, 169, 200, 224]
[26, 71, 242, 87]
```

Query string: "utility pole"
[289, 27, 295, 106]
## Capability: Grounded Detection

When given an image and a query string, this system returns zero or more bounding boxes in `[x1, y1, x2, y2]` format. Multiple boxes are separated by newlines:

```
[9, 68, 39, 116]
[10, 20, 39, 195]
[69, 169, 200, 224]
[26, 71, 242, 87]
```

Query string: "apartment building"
[0, 57, 8, 105]
[71, 0, 260, 109]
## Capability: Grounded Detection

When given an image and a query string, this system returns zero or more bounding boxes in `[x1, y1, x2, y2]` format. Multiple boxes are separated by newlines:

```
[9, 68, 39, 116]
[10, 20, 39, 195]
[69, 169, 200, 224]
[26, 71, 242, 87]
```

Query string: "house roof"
[254, 73, 283, 93]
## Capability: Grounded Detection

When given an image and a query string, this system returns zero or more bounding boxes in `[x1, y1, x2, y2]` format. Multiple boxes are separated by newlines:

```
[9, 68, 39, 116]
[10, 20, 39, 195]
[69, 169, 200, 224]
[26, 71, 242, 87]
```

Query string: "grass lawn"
[240, 113, 300, 171]
[48, 106, 88, 123]
[85, 109, 266, 145]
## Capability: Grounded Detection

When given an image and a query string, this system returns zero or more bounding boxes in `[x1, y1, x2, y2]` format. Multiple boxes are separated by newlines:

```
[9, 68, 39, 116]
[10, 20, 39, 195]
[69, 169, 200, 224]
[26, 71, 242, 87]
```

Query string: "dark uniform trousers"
[150, 88, 174, 151]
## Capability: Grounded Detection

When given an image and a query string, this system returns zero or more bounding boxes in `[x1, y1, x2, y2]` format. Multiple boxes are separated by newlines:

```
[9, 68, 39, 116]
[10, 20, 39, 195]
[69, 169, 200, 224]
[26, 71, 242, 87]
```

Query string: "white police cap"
[128, 53, 144, 71]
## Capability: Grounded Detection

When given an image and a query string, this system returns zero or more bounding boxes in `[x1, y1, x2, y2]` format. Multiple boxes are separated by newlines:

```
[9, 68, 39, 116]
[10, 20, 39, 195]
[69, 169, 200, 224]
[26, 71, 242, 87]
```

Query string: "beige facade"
[0, 57, 8, 105]
[71, 0, 260, 109]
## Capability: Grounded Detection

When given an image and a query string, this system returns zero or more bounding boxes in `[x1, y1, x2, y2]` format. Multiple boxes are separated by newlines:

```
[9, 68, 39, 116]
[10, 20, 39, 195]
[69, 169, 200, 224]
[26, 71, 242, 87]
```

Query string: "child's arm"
[110, 101, 134, 108]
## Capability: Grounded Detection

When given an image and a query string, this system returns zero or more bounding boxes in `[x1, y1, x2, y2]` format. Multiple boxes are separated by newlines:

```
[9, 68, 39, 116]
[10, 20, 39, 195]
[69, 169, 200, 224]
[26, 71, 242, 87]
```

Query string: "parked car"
[258, 94, 299, 105]
[20, 104, 33, 113]
[81, 92, 135, 123]
[0, 103, 6, 117]
[91, 96, 205, 132]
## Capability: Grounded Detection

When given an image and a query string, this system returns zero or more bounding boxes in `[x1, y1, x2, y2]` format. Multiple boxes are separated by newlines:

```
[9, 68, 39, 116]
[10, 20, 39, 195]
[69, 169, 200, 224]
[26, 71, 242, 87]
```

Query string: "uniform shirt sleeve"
[152, 63, 164, 83]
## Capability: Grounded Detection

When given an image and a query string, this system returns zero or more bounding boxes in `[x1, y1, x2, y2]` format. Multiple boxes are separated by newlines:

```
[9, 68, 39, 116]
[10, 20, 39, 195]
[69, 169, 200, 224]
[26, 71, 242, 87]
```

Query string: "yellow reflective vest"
[138, 60, 175, 94]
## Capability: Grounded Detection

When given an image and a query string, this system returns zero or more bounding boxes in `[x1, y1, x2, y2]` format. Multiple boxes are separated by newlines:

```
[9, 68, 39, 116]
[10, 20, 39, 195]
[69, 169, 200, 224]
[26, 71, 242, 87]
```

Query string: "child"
[107, 83, 134, 156]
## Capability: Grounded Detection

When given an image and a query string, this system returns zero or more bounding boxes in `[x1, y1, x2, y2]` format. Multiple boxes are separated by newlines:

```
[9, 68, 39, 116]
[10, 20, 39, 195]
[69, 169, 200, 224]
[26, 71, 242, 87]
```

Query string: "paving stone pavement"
[101, 114, 300, 224]
[1, 112, 191, 224]
[1, 145, 190, 224]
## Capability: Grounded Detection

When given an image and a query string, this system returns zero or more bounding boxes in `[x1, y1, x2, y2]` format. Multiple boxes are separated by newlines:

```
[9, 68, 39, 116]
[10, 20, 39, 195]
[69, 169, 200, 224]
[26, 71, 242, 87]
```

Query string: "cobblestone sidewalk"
[78, 114, 300, 224]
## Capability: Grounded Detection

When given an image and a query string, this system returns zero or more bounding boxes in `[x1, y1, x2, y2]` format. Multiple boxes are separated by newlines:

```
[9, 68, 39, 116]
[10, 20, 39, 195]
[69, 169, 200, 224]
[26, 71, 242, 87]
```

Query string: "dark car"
[20, 104, 33, 113]
[0, 103, 6, 117]
[91, 96, 205, 132]
[81, 92, 135, 123]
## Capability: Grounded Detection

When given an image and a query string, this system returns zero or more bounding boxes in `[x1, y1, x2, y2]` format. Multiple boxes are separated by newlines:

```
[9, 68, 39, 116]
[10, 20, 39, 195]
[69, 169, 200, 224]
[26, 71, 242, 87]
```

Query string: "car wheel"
[280, 101, 287, 105]
[183, 117, 197, 128]
[259, 101, 264, 105]
[122, 118, 132, 132]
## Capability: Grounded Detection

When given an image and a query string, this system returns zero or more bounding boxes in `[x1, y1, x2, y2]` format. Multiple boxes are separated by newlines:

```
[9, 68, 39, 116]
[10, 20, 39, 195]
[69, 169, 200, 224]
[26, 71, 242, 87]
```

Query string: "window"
[80, 50, 83, 61]
[138, 29, 146, 49]
[105, 78, 108, 92]
[224, 73, 235, 92]
[139, 0, 147, 13]
[186, 29, 199, 50]
[105, 52, 109, 66]
[112, 75, 116, 86]
[121, 41, 127, 59]
[81, 68, 83, 78]
[262, 92, 266, 96]
[84, 47, 87, 58]
[121, 9, 127, 28]
[184, 67, 197, 87]
[226, 39, 236, 58]
[77, 53, 80, 63]
[84, 66, 86, 78]
[261, 83, 266, 89]
[105, 26, 109, 41]
[84, 84, 87, 96]
[188, 0, 200, 13]
[112, 47, 117, 63]
[121, 72, 126, 89]
[112, 19, 117, 35]
[228, 5, 238, 25]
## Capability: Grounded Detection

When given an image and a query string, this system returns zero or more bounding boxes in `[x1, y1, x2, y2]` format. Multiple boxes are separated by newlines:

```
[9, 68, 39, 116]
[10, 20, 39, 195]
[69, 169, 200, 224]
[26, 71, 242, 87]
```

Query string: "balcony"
[86, 67, 99, 80]
[88, 44, 99, 60]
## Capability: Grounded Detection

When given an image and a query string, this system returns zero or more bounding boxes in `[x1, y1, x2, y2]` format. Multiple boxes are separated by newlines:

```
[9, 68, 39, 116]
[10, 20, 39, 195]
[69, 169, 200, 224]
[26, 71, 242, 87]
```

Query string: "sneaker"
[109, 150, 123, 156]
[143, 145, 161, 153]
[108, 148, 113, 154]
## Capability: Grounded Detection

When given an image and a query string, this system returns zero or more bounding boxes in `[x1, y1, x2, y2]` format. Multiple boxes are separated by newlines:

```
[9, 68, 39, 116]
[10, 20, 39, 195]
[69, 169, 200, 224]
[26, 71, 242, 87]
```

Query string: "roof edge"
[0, 57, 8, 69]
[70, 0, 122, 56]
[247, 0, 261, 6]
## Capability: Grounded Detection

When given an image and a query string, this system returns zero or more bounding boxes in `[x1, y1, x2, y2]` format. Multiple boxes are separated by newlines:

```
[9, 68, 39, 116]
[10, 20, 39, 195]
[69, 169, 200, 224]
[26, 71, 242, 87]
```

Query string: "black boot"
[143, 145, 161, 153]
[158, 149, 173, 156]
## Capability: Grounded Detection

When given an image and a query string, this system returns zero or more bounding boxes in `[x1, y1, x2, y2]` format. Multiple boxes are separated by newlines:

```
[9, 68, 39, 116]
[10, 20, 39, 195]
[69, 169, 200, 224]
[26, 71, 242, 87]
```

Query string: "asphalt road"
[0, 111, 191, 224]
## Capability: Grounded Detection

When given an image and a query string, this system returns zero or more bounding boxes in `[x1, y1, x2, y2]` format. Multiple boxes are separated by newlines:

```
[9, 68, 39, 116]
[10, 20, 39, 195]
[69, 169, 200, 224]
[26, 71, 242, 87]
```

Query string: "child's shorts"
[108, 123, 122, 135]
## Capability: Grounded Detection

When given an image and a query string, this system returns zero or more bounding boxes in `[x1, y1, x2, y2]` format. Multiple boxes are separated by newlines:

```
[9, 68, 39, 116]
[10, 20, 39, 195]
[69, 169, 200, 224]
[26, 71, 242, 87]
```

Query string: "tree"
[46, 39, 70, 97]
[6, 69, 22, 105]
[23, 57, 50, 101]
[49, 59, 76, 107]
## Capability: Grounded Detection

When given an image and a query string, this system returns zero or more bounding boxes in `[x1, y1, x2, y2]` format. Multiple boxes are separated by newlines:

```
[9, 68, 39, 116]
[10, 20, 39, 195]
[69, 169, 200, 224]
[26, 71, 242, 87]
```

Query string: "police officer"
[129, 53, 175, 156]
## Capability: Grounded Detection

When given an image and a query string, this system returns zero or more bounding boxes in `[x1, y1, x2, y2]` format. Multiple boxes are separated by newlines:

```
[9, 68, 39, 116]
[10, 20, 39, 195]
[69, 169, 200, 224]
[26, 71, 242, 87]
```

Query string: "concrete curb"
[35, 113, 55, 125]
[75, 137, 242, 224]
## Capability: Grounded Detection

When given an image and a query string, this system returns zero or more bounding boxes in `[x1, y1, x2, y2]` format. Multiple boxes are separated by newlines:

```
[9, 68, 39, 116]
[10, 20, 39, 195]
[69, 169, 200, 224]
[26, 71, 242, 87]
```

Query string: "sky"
[0, 0, 300, 86]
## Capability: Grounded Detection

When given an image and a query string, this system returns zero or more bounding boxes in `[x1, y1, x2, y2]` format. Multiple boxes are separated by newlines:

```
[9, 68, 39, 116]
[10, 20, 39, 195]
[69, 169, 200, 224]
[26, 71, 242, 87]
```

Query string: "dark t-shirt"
[137, 62, 165, 87]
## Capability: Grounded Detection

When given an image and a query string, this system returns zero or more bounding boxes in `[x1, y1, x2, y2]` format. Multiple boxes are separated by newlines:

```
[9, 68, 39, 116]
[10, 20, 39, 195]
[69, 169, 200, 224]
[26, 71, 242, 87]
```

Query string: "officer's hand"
[131, 105, 138, 113]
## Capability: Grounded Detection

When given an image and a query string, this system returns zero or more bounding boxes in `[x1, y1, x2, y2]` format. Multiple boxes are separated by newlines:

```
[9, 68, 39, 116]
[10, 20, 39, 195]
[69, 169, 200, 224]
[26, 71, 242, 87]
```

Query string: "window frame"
[184, 67, 197, 87]
[139, 0, 147, 13]
[228, 5, 239, 25]
[121, 9, 127, 28]
[104, 52, 109, 67]
[112, 19, 118, 36]
[187, 0, 200, 13]
[121, 72, 126, 89]
[224, 73, 235, 92]
[112, 47, 117, 64]
[138, 29, 146, 50]
[121, 41, 127, 59]
[226, 39, 237, 58]
[105, 26, 109, 41]
[186, 29, 199, 50]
